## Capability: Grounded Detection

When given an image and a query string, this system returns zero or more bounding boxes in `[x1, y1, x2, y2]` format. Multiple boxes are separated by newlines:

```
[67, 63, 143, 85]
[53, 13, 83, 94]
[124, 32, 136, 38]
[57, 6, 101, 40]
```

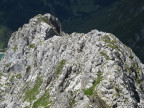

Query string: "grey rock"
[0, 13, 144, 108]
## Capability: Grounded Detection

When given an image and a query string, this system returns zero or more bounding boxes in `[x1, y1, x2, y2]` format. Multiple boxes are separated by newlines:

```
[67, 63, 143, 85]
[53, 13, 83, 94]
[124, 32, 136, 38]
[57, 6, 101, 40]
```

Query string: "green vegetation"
[16, 73, 22, 79]
[107, 44, 120, 51]
[129, 55, 134, 60]
[10, 75, 15, 82]
[102, 35, 122, 53]
[125, 61, 142, 85]
[82, 71, 103, 96]
[21, 81, 30, 90]
[0, 73, 3, 77]
[113, 87, 120, 97]
[125, 64, 132, 73]
[24, 106, 30, 108]
[0, 71, 6, 80]
[33, 90, 52, 108]
[100, 51, 110, 60]
[140, 83, 144, 93]
[132, 62, 142, 84]
[36, 14, 42, 17]
[132, 63, 140, 74]
[24, 76, 42, 103]
[4, 63, 11, 67]
[102, 35, 111, 43]
[136, 78, 141, 84]
[102, 34, 116, 44]
[40, 17, 50, 24]
[115, 87, 120, 93]
[18, 27, 22, 30]
[9, 73, 22, 82]
[56, 59, 66, 74]
[26, 65, 31, 74]
[70, 99, 76, 108]
[29, 44, 35, 48]
[117, 53, 124, 63]
[13, 45, 18, 52]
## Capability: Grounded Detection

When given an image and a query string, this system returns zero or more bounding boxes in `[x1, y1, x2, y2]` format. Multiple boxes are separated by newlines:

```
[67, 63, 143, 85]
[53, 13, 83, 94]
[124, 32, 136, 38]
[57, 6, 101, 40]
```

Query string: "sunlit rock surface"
[0, 13, 144, 108]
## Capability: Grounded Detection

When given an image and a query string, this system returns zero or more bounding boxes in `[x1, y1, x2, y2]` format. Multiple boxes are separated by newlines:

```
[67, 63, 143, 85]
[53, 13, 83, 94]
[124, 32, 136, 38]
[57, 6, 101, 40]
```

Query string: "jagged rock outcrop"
[0, 13, 144, 108]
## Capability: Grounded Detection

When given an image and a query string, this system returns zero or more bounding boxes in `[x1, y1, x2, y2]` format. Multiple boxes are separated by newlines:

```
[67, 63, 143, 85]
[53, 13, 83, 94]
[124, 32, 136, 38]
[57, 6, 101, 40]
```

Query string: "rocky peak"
[8, 13, 61, 49]
[0, 14, 144, 108]
[1, 14, 62, 67]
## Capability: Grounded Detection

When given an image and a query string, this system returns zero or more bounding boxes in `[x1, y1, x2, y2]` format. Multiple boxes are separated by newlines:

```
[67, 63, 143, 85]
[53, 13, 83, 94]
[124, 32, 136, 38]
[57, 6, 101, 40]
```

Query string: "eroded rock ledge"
[0, 13, 144, 108]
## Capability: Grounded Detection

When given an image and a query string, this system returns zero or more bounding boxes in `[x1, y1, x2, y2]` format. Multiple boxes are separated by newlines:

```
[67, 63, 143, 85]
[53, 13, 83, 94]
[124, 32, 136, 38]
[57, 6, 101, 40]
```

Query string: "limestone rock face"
[0, 13, 144, 108]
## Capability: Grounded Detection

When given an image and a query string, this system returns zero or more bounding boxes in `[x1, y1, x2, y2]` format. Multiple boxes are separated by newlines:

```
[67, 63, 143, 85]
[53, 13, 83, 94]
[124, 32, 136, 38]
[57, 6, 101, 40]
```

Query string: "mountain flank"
[0, 14, 144, 108]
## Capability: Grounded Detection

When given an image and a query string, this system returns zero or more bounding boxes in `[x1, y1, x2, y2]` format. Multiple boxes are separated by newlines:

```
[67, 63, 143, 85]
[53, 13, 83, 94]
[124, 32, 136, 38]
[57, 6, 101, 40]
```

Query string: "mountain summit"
[0, 14, 144, 108]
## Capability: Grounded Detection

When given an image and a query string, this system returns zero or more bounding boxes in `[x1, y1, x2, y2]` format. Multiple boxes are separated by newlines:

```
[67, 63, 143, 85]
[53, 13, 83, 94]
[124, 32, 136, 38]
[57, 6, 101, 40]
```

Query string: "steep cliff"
[0, 14, 144, 108]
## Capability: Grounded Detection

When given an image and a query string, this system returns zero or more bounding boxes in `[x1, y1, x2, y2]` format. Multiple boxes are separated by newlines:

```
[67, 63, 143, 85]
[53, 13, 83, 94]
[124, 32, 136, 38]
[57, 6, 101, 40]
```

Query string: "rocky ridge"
[0, 13, 144, 108]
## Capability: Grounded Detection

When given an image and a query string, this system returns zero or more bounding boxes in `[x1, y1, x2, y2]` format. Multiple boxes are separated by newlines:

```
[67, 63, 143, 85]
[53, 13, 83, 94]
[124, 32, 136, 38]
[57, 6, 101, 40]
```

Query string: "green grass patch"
[82, 71, 103, 96]
[106, 44, 120, 51]
[102, 35, 123, 54]
[0, 72, 3, 79]
[106, 43, 125, 56]
[100, 51, 110, 60]
[125, 64, 132, 73]
[33, 90, 52, 108]
[4, 63, 11, 67]
[115, 87, 120, 93]
[24, 76, 42, 103]
[10, 75, 15, 82]
[29, 44, 35, 48]
[36, 14, 42, 17]
[102, 35, 117, 44]
[16, 73, 22, 79]
[132, 62, 142, 84]
[26, 65, 31, 74]
[113, 87, 120, 97]
[56, 59, 66, 74]
[136, 78, 141, 84]
[129, 55, 134, 60]
[102, 35, 111, 43]
[40, 17, 50, 24]
[132, 63, 140, 73]
[13, 45, 17, 52]
[0, 71, 5, 77]
[70, 99, 76, 108]
[24, 106, 30, 108]
[9, 73, 22, 82]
